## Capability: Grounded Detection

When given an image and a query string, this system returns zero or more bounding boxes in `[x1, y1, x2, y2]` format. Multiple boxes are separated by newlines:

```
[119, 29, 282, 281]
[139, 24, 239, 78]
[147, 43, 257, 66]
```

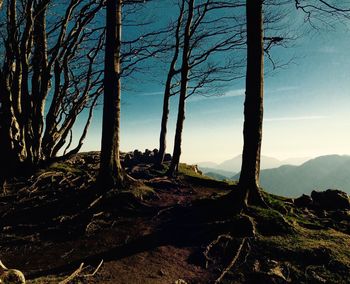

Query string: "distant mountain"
[258, 155, 350, 197]
[199, 155, 288, 173]
[216, 154, 284, 172]
[204, 172, 230, 181]
[197, 161, 219, 168]
[202, 154, 350, 197]
[199, 167, 235, 179]
[283, 157, 310, 166]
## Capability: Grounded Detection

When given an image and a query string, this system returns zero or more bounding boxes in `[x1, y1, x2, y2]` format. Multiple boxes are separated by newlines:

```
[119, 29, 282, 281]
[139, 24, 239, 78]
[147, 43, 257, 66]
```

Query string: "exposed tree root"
[214, 237, 248, 283]
[58, 259, 104, 284]
[58, 262, 85, 284]
[204, 234, 233, 269]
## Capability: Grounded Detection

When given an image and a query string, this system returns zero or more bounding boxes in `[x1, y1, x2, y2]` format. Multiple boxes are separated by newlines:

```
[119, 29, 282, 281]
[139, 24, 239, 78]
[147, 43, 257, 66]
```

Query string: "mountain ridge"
[199, 154, 350, 197]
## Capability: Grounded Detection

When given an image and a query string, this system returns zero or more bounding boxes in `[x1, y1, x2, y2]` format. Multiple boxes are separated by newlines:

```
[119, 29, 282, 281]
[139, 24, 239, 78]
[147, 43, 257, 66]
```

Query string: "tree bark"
[31, 0, 49, 164]
[238, 0, 265, 206]
[157, 0, 184, 167]
[98, 0, 125, 189]
[167, 0, 194, 177]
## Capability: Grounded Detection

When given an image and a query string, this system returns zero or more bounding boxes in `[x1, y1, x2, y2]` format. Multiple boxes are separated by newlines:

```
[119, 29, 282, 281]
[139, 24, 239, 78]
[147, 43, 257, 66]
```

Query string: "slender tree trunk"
[31, 1, 49, 164]
[167, 0, 194, 177]
[238, 0, 265, 206]
[1, 0, 26, 171]
[98, 0, 125, 189]
[157, 84, 171, 166]
[157, 1, 185, 167]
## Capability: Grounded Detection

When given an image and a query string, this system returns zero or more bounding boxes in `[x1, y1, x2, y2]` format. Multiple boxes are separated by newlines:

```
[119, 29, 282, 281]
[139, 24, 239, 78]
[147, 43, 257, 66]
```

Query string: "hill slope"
[259, 155, 350, 197]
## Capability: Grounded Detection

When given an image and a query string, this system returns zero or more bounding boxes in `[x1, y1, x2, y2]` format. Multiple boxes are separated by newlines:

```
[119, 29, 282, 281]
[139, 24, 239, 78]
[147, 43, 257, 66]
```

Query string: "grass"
[48, 162, 83, 174]
[178, 163, 236, 189]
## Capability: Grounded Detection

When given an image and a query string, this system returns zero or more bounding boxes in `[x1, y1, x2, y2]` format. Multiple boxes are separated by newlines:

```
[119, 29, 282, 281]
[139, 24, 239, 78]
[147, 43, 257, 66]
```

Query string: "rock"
[164, 153, 172, 162]
[0, 261, 25, 284]
[174, 279, 187, 284]
[311, 189, 350, 210]
[133, 149, 143, 161]
[1, 269, 26, 284]
[123, 153, 133, 167]
[187, 165, 202, 175]
[248, 259, 289, 284]
[144, 149, 152, 157]
[294, 194, 313, 208]
[130, 165, 155, 180]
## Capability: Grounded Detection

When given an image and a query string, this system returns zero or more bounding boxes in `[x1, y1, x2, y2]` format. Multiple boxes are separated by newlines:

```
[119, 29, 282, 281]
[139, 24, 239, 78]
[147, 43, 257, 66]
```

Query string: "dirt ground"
[0, 154, 229, 283]
[1, 153, 350, 284]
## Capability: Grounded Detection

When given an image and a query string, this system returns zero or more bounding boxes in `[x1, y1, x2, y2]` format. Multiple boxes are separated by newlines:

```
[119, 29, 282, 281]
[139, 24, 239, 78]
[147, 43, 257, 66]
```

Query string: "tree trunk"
[0, 0, 27, 175]
[157, 1, 185, 167]
[157, 84, 171, 166]
[31, 1, 49, 164]
[167, 0, 194, 177]
[98, 0, 125, 189]
[238, 0, 265, 206]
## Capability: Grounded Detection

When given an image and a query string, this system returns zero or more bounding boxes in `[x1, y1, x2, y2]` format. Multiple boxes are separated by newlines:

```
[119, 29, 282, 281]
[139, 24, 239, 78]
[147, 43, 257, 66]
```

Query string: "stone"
[164, 153, 172, 162]
[133, 149, 142, 159]
[123, 153, 133, 167]
[294, 194, 313, 208]
[311, 189, 350, 210]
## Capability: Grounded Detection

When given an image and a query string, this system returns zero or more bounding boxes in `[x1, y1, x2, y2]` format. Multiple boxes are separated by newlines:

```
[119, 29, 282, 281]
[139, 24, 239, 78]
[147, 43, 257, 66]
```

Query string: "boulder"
[144, 149, 151, 156]
[164, 153, 172, 162]
[123, 153, 133, 167]
[294, 194, 313, 208]
[133, 149, 142, 161]
[311, 189, 350, 210]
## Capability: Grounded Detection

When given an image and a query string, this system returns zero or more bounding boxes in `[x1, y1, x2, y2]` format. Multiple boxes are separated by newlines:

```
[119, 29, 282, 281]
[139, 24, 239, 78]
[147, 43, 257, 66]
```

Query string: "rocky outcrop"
[294, 189, 350, 211]
[294, 194, 313, 208]
[311, 189, 350, 210]
[122, 149, 171, 168]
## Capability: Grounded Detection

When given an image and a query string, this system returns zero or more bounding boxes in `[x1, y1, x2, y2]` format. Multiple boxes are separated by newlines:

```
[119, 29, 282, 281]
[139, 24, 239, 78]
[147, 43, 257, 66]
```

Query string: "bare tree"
[99, 0, 124, 189]
[98, 0, 157, 189]
[237, 0, 266, 207]
[163, 0, 245, 176]
[0, 0, 104, 182]
[156, 0, 185, 167]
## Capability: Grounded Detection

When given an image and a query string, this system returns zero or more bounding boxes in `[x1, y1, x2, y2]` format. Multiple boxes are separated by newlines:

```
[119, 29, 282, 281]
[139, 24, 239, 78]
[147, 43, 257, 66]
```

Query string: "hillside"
[0, 152, 349, 283]
[259, 155, 350, 197]
[199, 167, 235, 179]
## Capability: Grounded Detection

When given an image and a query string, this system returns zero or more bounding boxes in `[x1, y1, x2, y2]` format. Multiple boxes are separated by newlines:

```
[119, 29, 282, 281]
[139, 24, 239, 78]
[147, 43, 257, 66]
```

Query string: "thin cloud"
[188, 85, 299, 103]
[138, 91, 163, 97]
[267, 86, 299, 93]
[188, 88, 245, 103]
[265, 115, 328, 122]
[125, 117, 159, 126]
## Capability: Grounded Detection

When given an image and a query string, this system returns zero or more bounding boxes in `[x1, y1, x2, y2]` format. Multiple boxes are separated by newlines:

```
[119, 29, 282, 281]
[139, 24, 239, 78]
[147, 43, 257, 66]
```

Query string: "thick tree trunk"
[98, 0, 125, 189]
[238, 0, 265, 206]
[167, 0, 194, 177]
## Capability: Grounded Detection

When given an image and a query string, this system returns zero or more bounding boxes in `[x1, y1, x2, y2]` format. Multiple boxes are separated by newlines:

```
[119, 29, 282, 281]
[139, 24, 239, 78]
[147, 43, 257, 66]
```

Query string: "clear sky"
[76, 2, 350, 164]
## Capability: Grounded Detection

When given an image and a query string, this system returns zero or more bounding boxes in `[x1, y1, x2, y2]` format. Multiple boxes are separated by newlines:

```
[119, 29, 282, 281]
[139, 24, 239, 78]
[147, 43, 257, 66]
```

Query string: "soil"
[0, 152, 350, 284]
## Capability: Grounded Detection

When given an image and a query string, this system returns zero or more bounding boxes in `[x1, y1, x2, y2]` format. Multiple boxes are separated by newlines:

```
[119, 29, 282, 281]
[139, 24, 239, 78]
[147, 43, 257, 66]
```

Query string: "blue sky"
[76, 2, 350, 164]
